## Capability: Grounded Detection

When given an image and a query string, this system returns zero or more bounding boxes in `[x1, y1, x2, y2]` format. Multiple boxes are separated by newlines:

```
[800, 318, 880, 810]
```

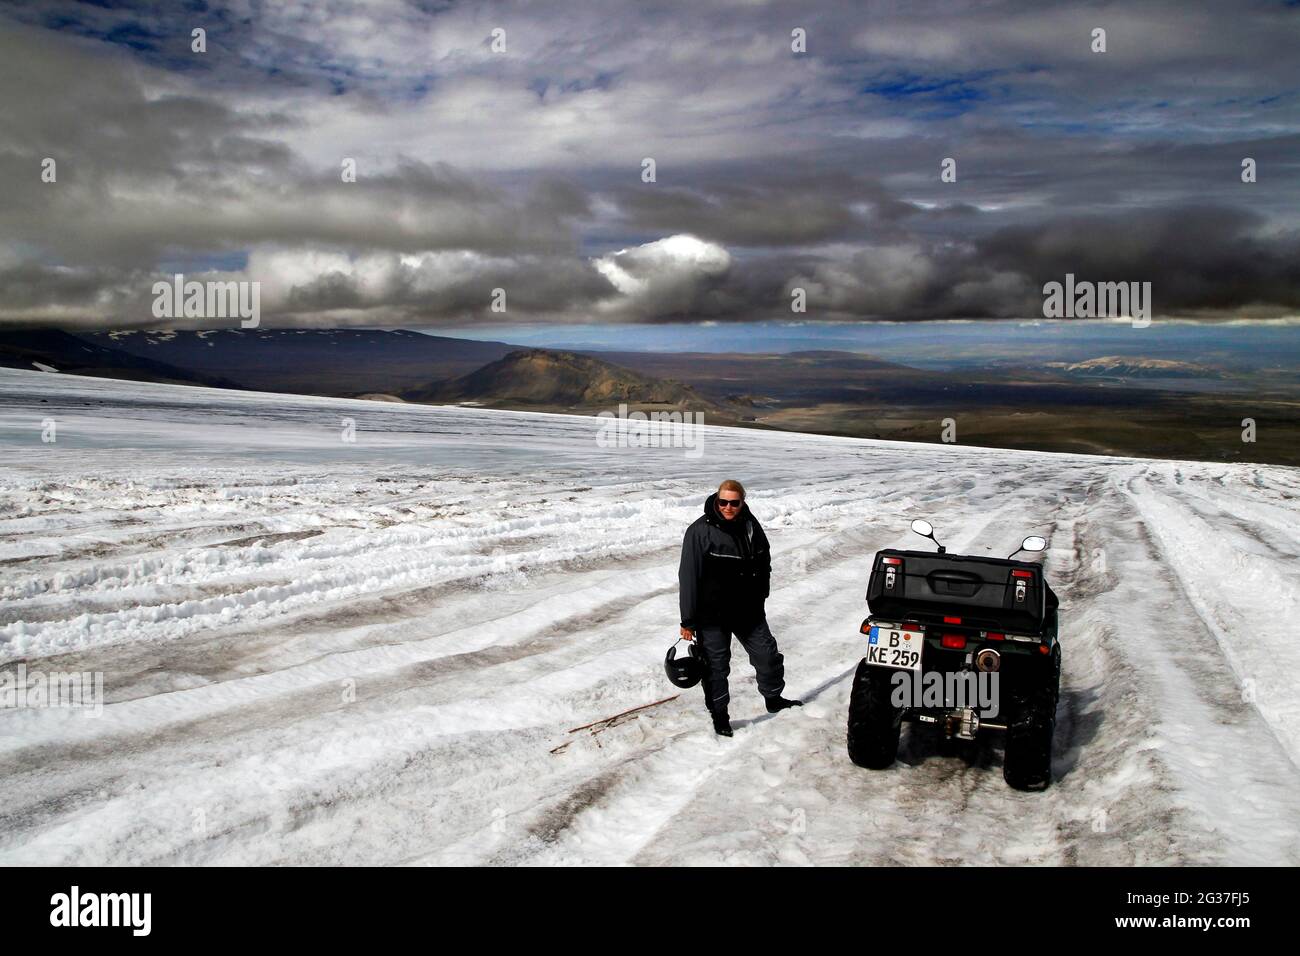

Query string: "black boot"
[765, 696, 803, 714]
[711, 709, 734, 737]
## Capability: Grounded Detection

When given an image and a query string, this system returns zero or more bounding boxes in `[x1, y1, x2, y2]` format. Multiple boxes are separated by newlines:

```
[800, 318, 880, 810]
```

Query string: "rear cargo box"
[866, 549, 1048, 632]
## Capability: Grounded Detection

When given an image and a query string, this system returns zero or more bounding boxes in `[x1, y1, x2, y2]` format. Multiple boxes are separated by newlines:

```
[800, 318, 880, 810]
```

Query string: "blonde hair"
[717, 479, 745, 499]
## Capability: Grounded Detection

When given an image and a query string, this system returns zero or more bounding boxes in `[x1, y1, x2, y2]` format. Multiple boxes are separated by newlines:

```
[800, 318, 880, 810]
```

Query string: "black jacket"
[678, 492, 772, 629]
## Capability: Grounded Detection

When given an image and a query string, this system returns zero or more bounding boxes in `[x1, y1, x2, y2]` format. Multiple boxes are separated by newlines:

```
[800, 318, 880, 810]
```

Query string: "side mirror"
[1007, 534, 1047, 559]
[910, 518, 945, 554]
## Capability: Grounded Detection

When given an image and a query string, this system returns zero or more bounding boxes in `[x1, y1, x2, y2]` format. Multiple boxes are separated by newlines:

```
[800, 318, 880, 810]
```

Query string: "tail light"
[941, 634, 967, 649]
[984, 632, 1005, 641]
[1011, 570, 1034, 579]
[943, 616, 961, 624]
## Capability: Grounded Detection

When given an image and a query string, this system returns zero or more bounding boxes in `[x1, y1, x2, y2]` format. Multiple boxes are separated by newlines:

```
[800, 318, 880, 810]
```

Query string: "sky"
[1, 0, 1298, 330]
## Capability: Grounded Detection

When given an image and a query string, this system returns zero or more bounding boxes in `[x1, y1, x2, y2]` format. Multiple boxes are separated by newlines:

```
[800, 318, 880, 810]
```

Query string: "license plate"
[866, 624, 924, 671]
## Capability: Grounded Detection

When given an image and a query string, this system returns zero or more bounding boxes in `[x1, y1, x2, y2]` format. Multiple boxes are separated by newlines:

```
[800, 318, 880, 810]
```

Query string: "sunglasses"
[717, 498, 743, 509]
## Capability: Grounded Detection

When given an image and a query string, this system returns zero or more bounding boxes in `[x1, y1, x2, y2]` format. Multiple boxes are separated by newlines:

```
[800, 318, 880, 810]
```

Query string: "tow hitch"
[942, 708, 980, 740]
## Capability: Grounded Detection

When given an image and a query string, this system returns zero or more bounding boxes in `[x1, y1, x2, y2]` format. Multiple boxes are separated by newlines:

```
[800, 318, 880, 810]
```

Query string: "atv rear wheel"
[847, 661, 902, 769]
[1003, 687, 1056, 791]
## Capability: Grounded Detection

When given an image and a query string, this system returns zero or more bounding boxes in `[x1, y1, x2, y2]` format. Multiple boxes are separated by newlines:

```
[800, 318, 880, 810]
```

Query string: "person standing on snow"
[678, 479, 802, 737]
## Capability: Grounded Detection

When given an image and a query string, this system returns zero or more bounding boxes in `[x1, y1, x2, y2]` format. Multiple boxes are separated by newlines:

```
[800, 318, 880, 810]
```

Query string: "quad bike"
[847, 519, 1061, 791]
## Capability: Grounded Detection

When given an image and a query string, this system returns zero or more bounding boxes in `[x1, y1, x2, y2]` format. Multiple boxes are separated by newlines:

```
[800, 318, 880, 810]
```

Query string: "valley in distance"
[2, 326, 1296, 467]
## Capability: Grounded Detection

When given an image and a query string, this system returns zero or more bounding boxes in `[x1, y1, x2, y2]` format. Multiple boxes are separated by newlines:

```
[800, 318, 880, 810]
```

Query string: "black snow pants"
[695, 616, 785, 714]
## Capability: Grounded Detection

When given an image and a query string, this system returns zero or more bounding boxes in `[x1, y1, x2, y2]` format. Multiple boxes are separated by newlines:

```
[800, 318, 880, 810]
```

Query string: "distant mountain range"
[1054, 356, 1223, 378]
[0, 328, 738, 414]
[6, 327, 1234, 398]
[79, 328, 515, 395]
[0, 329, 239, 387]
[2, 326, 1294, 465]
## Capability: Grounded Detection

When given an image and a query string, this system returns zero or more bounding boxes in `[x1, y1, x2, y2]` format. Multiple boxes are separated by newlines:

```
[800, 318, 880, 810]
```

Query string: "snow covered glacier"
[1, 367, 1297, 865]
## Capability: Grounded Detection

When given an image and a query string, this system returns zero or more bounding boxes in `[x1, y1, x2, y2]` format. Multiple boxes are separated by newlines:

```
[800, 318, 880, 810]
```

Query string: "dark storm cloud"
[979, 206, 1300, 315]
[0, 0, 1297, 326]
[277, 252, 614, 322]
[604, 165, 922, 248]
[773, 206, 1300, 322]
[0, 23, 588, 267]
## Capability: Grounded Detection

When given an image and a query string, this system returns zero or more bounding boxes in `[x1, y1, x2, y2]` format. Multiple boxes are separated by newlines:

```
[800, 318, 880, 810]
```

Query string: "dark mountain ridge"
[81, 328, 515, 394]
[0, 329, 236, 387]
[404, 347, 731, 412]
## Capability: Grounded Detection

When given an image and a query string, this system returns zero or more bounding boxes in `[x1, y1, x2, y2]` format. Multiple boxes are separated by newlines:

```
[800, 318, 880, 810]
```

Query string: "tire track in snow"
[1077, 474, 1300, 863]
[1120, 468, 1300, 770]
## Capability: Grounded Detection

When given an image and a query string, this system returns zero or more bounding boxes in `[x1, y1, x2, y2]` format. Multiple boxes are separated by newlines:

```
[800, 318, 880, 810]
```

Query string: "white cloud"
[592, 235, 731, 317]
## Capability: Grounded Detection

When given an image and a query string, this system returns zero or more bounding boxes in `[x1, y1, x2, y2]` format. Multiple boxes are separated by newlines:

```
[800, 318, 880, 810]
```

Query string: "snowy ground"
[1, 367, 1298, 866]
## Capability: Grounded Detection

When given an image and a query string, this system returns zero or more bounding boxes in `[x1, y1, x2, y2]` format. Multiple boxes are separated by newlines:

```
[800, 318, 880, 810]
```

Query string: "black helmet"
[665, 640, 705, 688]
